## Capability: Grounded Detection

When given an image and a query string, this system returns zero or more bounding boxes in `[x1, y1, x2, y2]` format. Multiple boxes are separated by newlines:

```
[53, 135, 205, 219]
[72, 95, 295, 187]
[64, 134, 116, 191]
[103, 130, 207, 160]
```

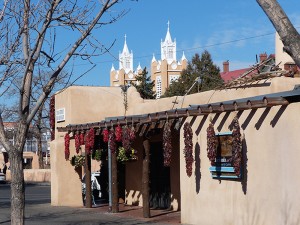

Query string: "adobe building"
[51, 32, 300, 224]
[51, 74, 300, 225]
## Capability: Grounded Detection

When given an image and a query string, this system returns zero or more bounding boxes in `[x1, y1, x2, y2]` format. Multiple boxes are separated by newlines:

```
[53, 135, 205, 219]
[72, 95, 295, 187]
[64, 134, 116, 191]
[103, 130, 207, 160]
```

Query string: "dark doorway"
[118, 162, 126, 202]
[149, 142, 171, 209]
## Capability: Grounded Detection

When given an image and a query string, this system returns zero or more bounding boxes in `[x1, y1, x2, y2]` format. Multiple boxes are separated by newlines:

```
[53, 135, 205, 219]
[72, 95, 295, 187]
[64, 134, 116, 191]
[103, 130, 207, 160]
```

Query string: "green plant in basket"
[70, 155, 85, 168]
[92, 149, 102, 161]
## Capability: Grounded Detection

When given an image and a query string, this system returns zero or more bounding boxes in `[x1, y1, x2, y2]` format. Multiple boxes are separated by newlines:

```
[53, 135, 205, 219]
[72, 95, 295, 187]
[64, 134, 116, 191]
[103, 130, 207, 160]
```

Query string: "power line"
[70, 30, 277, 68]
[68, 25, 300, 70]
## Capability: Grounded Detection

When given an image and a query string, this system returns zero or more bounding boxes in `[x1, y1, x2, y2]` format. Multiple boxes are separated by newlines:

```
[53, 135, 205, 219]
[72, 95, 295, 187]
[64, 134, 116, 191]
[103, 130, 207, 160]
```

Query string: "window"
[168, 48, 173, 59]
[56, 108, 65, 122]
[156, 76, 162, 99]
[125, 58, 130, 69]
[209, 132, 241, 179]
[169, 75, 179, 84]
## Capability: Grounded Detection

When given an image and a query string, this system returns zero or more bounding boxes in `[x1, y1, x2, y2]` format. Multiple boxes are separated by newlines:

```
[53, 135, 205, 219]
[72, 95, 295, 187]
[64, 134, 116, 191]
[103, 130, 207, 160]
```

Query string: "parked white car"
[0, 172, 6, 183]
[82, 172, 101, 205]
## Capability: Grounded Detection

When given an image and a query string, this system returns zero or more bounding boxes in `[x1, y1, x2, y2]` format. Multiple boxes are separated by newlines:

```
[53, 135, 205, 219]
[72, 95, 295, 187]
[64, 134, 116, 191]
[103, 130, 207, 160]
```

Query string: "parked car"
[82, 172, 101, 205]
[0, 172, 6, 183]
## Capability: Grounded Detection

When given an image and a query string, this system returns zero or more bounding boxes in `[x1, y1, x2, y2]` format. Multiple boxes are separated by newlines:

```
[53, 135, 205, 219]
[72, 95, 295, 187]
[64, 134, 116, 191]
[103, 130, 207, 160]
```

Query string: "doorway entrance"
[149, 141, 171, 209]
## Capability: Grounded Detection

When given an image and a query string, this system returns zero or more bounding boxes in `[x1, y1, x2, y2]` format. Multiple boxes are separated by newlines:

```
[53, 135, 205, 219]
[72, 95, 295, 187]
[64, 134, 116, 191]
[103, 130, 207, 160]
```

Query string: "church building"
[151, 22, 187, 98]
[110, 35, 142, 87]
[110, 22, 188, 98]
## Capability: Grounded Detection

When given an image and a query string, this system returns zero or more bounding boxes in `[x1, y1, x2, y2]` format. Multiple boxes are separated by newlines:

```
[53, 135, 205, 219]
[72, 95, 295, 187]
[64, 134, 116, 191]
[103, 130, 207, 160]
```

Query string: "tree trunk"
[257, 0, 300, 67]
[111, 151, 119, 213]
[142, 138, 150, 218]
[10, 150, 25, 225]
[85, 153, 92, 208]
[37, 132, 44, 169]
[36, 106, 44, 169]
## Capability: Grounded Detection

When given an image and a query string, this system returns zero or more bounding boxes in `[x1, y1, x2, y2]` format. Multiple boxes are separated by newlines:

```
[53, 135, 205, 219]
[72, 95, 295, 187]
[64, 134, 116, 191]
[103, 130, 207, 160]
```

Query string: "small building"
[51, 74, 300, 224]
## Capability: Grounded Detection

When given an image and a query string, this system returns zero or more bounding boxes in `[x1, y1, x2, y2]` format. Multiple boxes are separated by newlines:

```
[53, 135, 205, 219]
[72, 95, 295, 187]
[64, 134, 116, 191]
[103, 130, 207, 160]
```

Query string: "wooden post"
[142, 138, 150, 218]
[111, 151, 119, 213]
[85, 152, 92, 208]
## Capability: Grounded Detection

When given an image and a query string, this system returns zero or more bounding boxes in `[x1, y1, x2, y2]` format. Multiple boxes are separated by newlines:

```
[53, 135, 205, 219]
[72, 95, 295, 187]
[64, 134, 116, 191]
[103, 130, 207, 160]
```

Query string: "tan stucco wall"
[5, 169, 51, 183]
[51, 135, 84, 206]
[51, 77, 300, 224]
[180, 102, 300, 225]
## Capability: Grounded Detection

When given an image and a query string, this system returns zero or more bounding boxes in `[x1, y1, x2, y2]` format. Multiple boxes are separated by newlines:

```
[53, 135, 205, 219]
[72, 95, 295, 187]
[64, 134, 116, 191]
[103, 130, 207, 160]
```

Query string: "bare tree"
[257, 0, 300, 67]
[0, 1, 136, 224]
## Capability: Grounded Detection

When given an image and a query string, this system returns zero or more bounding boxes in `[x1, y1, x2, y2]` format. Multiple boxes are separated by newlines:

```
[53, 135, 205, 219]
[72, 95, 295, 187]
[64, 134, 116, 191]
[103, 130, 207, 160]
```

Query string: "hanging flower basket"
[92, 149, 102, 161]
[70, 155, 85, 168]
[117, 147, 137, 163]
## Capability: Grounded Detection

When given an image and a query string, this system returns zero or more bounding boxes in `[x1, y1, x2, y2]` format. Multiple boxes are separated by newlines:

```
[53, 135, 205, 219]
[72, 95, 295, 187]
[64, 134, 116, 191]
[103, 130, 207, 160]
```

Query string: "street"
[0, 183, 181, 225]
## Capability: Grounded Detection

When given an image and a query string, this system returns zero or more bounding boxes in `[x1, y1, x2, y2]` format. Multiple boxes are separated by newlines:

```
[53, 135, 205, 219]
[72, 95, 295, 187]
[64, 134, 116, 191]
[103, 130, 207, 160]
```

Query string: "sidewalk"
[92, 202, 181, 224]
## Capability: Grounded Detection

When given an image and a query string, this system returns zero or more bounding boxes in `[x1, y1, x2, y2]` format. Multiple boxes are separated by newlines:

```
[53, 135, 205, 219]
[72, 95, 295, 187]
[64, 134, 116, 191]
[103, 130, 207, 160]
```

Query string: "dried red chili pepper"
[80, 133, 85, 145]
[207, 123, 217, 166]
[85, 132, 91, 155]
[115, 125, 122, 142]
[122, 126, 131, 152]
[129, 126, 136, 141]
[163, 121, 172, 167]
[75, 133, 80, 154]
[102, 128, 109, 143]
[88, 128, 95, 150]
[183, 122, 194, 177]
[64, 133, 70, 160]
[109, 128, 116, 154]
[231, 117, 242, 176]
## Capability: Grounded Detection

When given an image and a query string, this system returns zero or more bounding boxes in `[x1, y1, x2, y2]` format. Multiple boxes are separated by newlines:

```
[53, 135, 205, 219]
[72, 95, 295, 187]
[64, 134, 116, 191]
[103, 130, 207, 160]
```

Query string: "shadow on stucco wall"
[255, 107, 271, 130]
[241, 136, 248, 195]
[194, 142, 201, 194]
[241, 109, 257, 130]
[195, 115, 208, 135]
[270, 105, 288, 127]
[217, 112, 230, 132]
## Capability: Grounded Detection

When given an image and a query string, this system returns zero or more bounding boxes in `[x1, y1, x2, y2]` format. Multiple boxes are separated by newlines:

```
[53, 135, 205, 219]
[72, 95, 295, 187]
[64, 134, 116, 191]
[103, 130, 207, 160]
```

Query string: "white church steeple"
[161, 21, 176, 64]
[119, 34, 133, 73]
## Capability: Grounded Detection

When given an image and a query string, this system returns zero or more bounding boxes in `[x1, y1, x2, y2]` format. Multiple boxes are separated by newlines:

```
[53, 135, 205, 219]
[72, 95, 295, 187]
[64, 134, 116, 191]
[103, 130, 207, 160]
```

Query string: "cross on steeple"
[167, 20, 170, 31]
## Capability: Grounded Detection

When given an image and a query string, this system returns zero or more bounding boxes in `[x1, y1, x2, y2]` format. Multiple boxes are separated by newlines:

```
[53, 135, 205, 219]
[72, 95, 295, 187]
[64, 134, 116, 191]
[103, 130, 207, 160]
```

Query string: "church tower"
[151, 21, 187, 98]
[110, 35, 142, 86]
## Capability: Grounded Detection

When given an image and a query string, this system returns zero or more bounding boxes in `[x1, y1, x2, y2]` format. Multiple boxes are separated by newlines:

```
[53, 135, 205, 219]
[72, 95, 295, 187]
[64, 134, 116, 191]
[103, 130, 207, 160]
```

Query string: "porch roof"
[57, 85, 300, 133]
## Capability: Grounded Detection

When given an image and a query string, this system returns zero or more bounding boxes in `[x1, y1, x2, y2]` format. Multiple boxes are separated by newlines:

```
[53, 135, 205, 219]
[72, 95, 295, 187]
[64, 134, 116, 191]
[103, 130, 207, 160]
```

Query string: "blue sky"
[70, 0, 300, 87]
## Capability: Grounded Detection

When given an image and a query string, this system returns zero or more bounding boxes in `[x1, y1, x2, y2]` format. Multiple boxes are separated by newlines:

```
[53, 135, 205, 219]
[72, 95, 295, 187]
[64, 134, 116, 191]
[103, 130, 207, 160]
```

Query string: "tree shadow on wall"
[241, 136, 248, 195]
[195, 142, 201, 194]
